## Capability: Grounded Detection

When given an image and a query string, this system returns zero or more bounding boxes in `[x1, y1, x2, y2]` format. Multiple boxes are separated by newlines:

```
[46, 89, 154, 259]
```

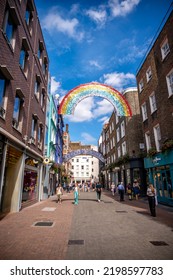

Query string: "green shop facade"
[144, 150, 173, 206]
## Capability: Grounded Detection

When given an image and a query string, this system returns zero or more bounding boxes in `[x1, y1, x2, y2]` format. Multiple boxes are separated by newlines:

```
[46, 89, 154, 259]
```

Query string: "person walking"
[133, 179, 140, 200]
[147, 183, 157, 217]
[111, 182, 116, 196]
[117, 182, 125, 201]
[96, 182, 102, 202]
[56, 183, 63, 204]
[127, 183, 133, 200]
[74, 183, 80, 205]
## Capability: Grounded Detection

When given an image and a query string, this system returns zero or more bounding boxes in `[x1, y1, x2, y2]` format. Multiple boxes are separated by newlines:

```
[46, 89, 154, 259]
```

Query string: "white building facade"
[70, 146, 99, 184]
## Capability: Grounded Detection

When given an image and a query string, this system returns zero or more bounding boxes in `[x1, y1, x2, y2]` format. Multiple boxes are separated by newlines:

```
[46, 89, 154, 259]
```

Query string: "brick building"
[0, 0, 49, 213]
[136, 8, 173, 206]
[99, 88, 146, 192]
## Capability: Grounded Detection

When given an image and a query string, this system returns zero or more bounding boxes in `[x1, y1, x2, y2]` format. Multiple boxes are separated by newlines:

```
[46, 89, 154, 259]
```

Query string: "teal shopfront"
[144, 150, 173, 206]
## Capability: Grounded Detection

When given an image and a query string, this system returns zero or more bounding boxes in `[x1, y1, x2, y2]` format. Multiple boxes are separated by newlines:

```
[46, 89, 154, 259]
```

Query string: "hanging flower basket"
[147, 147, 157, 157]
[161, 140, 173, 153]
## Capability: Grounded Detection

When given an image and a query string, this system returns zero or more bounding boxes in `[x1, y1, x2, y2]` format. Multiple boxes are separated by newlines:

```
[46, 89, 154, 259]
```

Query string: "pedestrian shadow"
[135, 210, 150, 216]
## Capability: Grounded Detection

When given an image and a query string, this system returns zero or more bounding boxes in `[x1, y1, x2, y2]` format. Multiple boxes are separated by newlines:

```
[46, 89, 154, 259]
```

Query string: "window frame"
[145, 131, 151, 151]
[149, 92, 157, 114]
[12, 94, 23, 130]
[166, 68, 173, 97]
[141, 102, 148, 121]
[161, 38, 170, 60]
[146, 66, 152, 82]
[153, 124, 161, 152]
[139, 79, 144, 93]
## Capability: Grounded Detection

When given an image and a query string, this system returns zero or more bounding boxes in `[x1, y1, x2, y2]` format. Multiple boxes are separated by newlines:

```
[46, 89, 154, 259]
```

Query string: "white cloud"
[101, 71, 136, 90]
[98, 116, 110, 124]
[85, 0, 140, 27]
[89, 60, 102, 69]
[93, 99, 114, 118]
[42, 9, 84, 41]
[51, 77, 67, 102]
[108, 0, 141, 17]
[81, 132, 97, 144]
[65, 97, 95, 122]
[85, 8, 107, 27]
[64, 96, 114, 123]
[51, 77, 61, 94]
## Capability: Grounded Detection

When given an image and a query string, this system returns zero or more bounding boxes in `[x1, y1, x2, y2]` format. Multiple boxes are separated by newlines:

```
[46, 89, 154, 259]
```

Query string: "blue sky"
[35, 0, 172, 145]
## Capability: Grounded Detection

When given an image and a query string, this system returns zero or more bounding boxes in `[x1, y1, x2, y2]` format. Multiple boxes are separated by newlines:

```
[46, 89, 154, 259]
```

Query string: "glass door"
[154, 168, 172, 201]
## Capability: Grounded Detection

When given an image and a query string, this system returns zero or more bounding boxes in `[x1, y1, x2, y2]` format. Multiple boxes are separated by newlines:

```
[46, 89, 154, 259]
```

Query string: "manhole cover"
[150, 241, 168, 246]
[116, 210, 127, 213]
[33, 221, 54, 227]
[68, 240, 84, 245]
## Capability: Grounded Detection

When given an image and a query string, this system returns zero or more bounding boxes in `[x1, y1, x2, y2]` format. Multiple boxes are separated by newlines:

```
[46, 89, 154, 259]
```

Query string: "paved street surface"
[0, 190, 173, 260]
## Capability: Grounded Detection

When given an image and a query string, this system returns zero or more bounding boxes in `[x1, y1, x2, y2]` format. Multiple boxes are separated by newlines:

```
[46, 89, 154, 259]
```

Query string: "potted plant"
[147, 147, 157, 157]
[161, 139, 173, 153]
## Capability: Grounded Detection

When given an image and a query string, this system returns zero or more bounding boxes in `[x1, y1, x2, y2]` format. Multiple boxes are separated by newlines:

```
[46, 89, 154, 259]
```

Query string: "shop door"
[155, 169, 172, 201]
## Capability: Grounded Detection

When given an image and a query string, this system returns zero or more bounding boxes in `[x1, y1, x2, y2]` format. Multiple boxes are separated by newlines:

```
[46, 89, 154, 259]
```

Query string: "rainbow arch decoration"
[58, 82, 132, 116]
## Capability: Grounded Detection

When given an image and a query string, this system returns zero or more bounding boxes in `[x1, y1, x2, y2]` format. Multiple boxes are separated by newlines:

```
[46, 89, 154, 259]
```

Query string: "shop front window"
[154, 166, 172, 199]
[22, 170, 38, 202]
[22, 157, 38, 203]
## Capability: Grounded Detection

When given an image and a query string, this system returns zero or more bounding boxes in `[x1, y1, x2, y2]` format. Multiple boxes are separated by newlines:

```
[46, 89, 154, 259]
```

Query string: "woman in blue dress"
[74, 183, 80, 205]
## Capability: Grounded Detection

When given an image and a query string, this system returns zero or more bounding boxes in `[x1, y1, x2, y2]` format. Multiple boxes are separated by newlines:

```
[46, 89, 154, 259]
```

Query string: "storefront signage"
[152, 157, 161, 165]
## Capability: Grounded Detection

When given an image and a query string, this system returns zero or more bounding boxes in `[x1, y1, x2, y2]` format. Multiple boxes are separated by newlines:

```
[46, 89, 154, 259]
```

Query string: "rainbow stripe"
[58, 82, 132, 116]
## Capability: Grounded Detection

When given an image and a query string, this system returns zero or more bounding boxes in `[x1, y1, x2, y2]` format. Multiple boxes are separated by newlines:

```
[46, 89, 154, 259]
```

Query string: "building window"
[38, 124, 43, 149]
[41, 88, 45, 111]
[112, 137, 115, 147]
[43, 57, 48, 77]
[25, 0, 34, 35]
[122, 141, 126, 156]
[31, 116, 37, 143]
[149, 92, 157, 114]
[19, 38, 29, 77]
[76, 159, 79, 162]
[146, 66, 152, 82]
[81, 165, 84, 170]
[121, 121, 125, 138]
[141, 102, 148, 121]
[118, 146, 121, 158]
[12, 93, 23, 130]
[116, 115, 119, 124]
[166, 68, 173, 97]
[34, 75, 41, 100]
[161, 38, 170, 60]
[37, 41, 44, 65]
[0, 74, 6, 118]
[139, 79, 144, 93]
[145, 132, 151, 151]
[153, 124, 161, 152]
[117, 127, 120, 142]
[3, 7, 20, 50]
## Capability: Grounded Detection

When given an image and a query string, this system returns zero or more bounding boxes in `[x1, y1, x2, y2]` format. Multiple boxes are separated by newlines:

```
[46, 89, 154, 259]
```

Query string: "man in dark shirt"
[96, 182, 102, 202]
